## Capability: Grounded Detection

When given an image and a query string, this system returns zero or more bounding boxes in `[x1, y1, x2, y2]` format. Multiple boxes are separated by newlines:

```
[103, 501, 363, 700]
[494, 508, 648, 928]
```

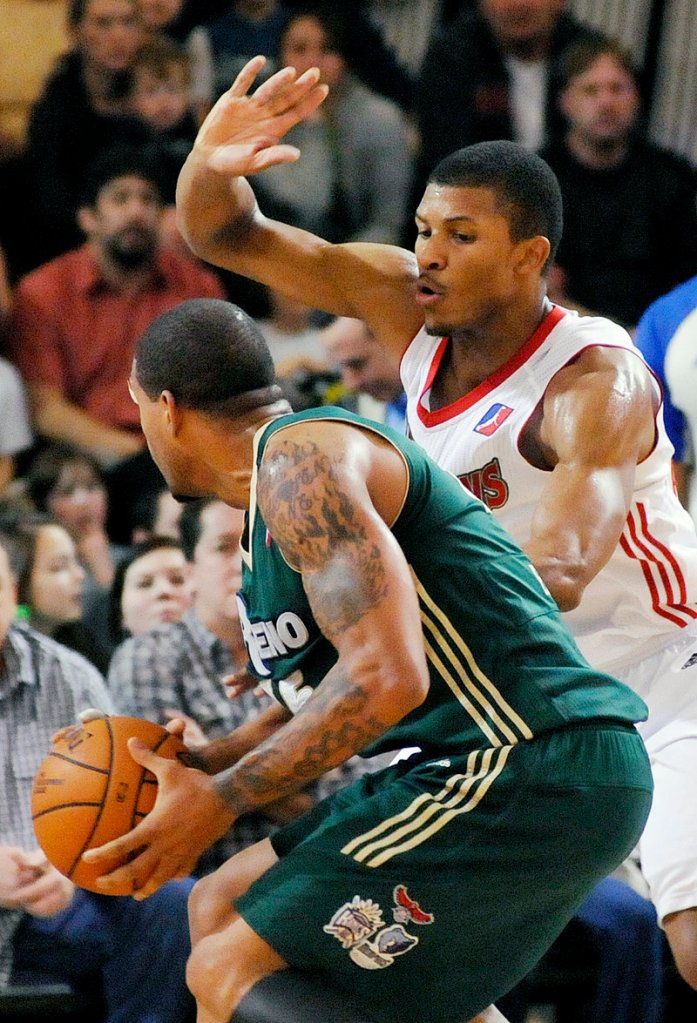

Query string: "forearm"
[211, 665, 396, 817]
[524, 465, 629, 610]
[30, 386, 143, 467]
[176, 148, 257, 265]
[184, 701, 292, 775]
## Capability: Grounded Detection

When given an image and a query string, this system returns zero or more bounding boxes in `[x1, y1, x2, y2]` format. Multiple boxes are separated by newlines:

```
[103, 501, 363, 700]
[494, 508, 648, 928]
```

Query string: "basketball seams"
[129, 729, 169, 828]
[31, 716, 185, 894]
[32, 801, 102, 820]
[43, 750, 110, 775]
[66, 717, 116, 878]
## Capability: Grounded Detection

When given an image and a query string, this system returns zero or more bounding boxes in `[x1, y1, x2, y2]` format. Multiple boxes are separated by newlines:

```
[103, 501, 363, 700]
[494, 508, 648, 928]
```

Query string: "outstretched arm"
[176, 57, 421, 360]
[524, 347, 658, 610]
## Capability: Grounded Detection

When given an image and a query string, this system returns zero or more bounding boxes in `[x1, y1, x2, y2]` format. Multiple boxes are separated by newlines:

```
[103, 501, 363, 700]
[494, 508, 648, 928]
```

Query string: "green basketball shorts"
[236, 721, 652, 1023]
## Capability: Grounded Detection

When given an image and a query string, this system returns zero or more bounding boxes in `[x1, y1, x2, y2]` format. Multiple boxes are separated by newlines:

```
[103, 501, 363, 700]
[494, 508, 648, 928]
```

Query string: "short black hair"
[428, 141, 563, 268]
[135, 298, 278, 415]
[278, 6, 349, 61]
[80, 145, 164, 209]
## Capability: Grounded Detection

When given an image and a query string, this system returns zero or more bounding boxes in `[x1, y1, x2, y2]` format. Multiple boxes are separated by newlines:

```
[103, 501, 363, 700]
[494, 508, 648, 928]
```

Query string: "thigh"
[640, 733, 697, 922]
[189, 838, 278, 944]
[235, 730, 652, 1023]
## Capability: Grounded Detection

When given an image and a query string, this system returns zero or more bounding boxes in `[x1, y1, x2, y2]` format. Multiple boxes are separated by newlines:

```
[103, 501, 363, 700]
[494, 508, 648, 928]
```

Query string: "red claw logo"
[392, 885, 434, 925]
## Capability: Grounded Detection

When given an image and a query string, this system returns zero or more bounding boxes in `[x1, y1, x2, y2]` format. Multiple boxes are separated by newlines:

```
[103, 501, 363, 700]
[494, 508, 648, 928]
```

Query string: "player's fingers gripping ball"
[31, 715, 185, 895]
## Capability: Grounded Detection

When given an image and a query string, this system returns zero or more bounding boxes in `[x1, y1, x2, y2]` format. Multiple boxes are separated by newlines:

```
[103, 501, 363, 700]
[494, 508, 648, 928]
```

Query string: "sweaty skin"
[175, 57, 659, 616]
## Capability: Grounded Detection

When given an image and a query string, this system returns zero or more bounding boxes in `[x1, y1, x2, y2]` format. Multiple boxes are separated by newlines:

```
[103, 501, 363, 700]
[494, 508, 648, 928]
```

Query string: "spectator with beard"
[542, 35, 697, 329]
[414, 0, 600, 197]
[7, 145, 225, 541]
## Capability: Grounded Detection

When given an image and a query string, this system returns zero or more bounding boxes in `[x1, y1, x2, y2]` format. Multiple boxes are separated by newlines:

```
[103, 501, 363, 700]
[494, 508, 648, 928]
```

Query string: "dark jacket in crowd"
[542, 136, 697, 328]
[416, 8, 598, 176]
[25, 52, 138, 264]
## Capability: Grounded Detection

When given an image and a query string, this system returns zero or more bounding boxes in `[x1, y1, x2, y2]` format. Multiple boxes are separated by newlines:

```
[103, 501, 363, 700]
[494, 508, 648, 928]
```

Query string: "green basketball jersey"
[238, 407, 647, 756]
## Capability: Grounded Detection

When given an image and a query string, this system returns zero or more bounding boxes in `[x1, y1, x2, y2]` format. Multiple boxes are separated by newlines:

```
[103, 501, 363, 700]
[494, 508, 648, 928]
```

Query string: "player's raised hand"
[82, 739, 234, 899]
[193, 55, 329, 177]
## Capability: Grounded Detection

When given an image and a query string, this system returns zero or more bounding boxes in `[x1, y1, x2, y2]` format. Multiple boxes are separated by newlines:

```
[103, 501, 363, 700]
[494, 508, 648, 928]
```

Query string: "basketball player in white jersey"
[175, 57, 697, 990]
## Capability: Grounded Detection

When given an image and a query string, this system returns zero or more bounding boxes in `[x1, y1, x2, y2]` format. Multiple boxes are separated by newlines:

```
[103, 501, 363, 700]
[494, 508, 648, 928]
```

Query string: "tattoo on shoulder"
[258, 438, 388, 633]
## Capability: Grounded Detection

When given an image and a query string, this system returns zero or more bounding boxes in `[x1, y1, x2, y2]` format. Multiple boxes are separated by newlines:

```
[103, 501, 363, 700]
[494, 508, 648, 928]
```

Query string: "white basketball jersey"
[402, 305, 697, 672]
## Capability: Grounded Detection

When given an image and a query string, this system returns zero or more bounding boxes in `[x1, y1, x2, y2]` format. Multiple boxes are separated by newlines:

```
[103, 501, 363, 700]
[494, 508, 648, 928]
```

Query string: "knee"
[582, 879, 659, 951]
[187, 872, 221, 941]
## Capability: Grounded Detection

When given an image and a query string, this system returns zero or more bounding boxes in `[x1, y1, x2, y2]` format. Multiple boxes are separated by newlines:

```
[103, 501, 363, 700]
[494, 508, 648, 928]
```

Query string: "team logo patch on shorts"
[324, 887, 433, 970]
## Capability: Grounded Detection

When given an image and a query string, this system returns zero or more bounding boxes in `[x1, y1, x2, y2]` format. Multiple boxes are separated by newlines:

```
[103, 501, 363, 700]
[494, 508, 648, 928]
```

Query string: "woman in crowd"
[108, 535, 194, 646]
[252, 6, 414, 245]
[1, 514, 111, 673]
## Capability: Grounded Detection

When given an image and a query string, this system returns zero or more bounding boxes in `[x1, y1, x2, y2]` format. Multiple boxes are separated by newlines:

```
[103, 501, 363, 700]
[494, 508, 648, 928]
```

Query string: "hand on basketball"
[82, 738, 235, 899]
[192, 55, 329, 178]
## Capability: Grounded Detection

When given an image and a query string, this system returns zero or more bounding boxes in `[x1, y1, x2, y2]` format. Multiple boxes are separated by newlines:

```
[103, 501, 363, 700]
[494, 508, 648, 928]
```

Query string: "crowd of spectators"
[2, 1, 697, 1021]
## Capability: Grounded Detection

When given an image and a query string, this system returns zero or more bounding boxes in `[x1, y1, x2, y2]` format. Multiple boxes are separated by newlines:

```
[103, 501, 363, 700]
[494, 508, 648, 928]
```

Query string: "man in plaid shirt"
[0, 530, 195, 1022]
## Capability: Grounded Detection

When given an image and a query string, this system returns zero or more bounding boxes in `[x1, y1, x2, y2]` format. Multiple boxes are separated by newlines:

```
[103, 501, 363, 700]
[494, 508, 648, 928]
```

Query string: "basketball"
[31, 715, 186, 895]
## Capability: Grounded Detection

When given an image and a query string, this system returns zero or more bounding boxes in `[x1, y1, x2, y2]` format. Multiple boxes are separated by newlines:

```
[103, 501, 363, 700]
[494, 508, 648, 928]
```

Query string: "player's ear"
[514, 236, 550, 276]
[160, 389, 184, 435]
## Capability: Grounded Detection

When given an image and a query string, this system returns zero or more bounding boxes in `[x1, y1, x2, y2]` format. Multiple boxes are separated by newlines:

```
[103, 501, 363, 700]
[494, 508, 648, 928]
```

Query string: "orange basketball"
[31, 715, 185, 895]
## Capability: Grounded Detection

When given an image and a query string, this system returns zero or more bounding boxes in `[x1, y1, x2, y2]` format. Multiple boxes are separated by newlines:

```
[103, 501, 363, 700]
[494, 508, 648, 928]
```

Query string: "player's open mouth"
[416, 284, 443, 306]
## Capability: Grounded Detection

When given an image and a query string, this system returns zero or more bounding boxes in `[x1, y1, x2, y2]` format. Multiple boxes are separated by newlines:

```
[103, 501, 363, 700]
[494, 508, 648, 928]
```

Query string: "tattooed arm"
[210, 420, 430, 814]
[83, 421, 429, 896]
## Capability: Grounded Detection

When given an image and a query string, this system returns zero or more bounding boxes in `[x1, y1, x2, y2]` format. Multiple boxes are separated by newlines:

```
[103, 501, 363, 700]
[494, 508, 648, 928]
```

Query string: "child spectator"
[126, 37, 199, 249]
[128, 37, 198, 195]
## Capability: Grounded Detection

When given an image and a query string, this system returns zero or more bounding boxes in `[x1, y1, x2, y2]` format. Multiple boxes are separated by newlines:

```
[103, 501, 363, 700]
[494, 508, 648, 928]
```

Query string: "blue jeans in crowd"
[12, 877, 196, 1023]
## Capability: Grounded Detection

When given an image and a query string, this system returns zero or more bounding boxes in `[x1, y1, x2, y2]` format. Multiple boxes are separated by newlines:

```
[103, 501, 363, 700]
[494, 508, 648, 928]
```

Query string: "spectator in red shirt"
[8, 144, 225, 540]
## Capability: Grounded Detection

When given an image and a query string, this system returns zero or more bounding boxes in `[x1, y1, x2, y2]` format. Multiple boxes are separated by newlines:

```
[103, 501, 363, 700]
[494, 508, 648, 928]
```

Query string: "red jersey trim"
[620, 503, 697, 627]
[416, 305, 566, 428]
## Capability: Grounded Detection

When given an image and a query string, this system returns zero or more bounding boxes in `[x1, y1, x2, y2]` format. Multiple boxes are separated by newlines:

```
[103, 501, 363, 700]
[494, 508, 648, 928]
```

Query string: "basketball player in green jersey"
[85, 298, 652, 1023]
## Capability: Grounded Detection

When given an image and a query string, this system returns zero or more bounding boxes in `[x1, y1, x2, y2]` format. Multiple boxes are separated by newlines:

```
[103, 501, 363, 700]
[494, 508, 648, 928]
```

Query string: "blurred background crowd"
[1, 2, 697, 1021]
